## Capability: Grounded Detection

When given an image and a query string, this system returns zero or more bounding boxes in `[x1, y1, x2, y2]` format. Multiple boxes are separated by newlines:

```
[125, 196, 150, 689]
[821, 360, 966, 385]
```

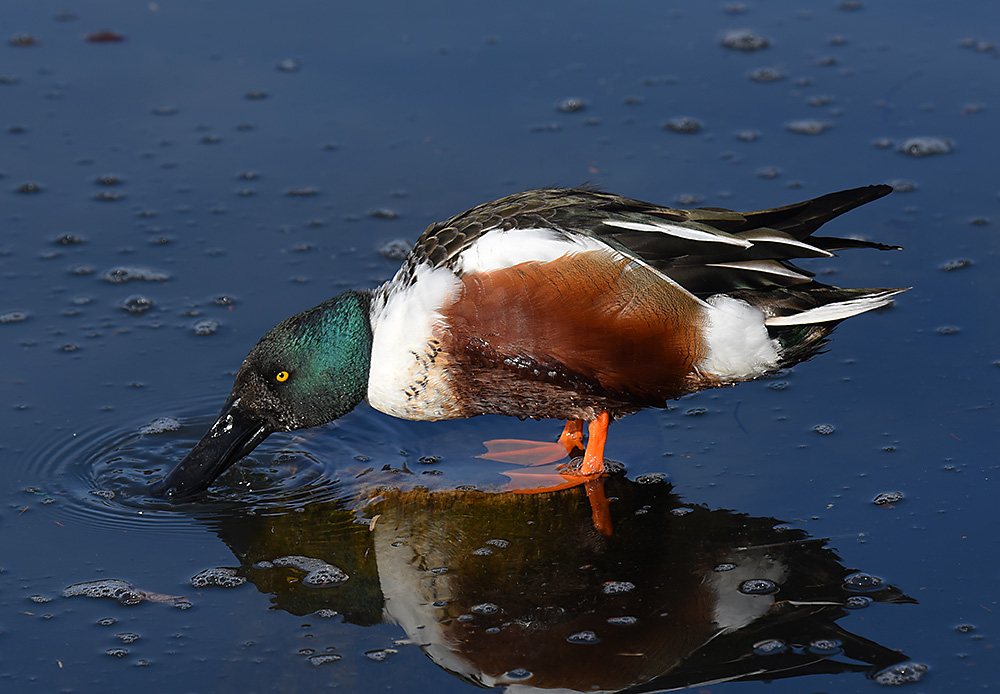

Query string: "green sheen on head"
[234, 290, 373, 431]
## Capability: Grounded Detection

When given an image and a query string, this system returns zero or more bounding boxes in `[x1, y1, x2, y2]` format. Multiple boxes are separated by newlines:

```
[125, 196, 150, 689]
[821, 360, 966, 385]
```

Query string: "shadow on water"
[119, 475, 921, 691]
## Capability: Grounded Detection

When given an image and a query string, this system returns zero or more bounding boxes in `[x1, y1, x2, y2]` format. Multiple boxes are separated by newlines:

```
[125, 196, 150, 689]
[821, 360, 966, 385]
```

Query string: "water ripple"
[17, 396, 467, 535]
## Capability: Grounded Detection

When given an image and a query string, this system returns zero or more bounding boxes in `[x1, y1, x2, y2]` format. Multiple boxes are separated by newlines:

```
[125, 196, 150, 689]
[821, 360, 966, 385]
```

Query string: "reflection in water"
[199, 475, 917, 692]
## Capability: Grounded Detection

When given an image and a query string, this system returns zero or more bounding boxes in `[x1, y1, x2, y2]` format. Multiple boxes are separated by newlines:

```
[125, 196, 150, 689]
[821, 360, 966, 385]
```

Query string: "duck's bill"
[150, 397, 274, 500]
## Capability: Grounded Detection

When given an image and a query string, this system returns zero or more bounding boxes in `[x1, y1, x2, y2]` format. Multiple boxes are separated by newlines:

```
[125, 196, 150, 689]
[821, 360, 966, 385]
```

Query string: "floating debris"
[739, 579, 778, 595]
[753, 638, 787, 655]
[504, 668, 533, 680]
[873, 661, 928, 685]
[566, 630, 600, 644]
[9, 33, 39, 47]
[749, 67, 785, 82]
[121, 295, 154, 314]
[664, 116, 703, 134]
[192, 319, 219, 336]
[270, 555, 348, 586]
[887, 179, 917, 192]
[378, 239, 411, 260]
[191, 567, 246, 588]
[808, 638, 843, 655]
[95, 173, 122, 186]
[786, 119, 832, 135]
[64, 578, 188, 606]
[85, 31, 126, 43]
[607, 615, 638, 625]
[308, 654, 342, 666]
[103, 266, 168, 284]
[898, 136, 952, 157]
[602, 581, 635, 594]
[556, 97, 587, 113]
[364, 648, 397, 661]
[720, 29, 770, 51]
[845, 595, 873, 609]
[140, 416, 181, 434]
[939, 258, 972, 272]
[843, 572, 883, 592]
[873, 491, 903, 506]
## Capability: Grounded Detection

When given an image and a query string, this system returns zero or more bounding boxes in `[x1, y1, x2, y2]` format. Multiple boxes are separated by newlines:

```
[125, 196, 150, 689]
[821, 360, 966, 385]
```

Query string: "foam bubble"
[191, 567, 246, 589]
[270, 556, 348, 587]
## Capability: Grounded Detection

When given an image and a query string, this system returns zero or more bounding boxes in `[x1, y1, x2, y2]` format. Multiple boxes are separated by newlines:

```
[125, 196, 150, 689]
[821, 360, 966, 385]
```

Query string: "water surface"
[3, 1, 998, 691]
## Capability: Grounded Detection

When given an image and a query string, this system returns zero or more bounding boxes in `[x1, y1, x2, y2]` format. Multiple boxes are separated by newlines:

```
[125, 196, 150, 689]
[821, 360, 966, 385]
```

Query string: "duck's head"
[151, 291, 372, 500]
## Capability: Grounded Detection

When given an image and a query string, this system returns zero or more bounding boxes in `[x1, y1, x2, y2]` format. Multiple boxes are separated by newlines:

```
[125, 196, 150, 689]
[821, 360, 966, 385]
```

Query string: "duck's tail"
[733, 286, 908, 367]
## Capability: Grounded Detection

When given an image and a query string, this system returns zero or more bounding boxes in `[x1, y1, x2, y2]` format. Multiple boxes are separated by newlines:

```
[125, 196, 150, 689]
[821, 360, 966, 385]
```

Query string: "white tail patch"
[698, 295, 780, 378]
[601, 218, 753, 248]
[765, 289, 905, 326]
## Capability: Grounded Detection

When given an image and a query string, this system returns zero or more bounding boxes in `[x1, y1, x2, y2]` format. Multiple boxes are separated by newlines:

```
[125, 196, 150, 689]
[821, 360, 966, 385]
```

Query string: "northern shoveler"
[151, 185, 905, 500]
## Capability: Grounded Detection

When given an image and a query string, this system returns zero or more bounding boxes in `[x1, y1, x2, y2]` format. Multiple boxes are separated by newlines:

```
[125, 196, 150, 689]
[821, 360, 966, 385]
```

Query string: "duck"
[151, 185, 905, 500]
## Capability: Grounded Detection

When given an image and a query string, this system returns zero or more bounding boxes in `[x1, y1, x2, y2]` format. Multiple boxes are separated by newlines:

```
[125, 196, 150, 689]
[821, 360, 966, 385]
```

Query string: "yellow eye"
[275, 370, 289, 382]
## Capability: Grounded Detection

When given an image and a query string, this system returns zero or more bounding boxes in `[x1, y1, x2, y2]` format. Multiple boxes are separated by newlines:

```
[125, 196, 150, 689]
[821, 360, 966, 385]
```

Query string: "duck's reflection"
[206, 475, 916, 691]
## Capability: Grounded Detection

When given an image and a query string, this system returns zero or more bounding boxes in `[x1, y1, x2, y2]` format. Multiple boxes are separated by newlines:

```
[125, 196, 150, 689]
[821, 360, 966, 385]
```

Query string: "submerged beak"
[150, 396, 274, 500]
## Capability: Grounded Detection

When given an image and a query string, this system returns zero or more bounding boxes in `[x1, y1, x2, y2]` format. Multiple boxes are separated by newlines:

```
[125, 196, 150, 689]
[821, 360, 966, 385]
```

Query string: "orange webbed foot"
[558, 419, 585, 456]
[479, 439, 571, 466]
[486, 412, 612, 492]
[481, 418, 589, 466]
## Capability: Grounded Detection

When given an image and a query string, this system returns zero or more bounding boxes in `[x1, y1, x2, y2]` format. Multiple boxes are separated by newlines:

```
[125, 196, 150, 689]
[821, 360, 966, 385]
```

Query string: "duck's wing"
[408, 185, 899, 299]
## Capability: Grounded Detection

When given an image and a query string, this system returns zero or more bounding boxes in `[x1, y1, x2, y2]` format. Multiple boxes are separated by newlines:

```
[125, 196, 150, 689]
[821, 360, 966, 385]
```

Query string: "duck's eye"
[275, 370, 290, 383]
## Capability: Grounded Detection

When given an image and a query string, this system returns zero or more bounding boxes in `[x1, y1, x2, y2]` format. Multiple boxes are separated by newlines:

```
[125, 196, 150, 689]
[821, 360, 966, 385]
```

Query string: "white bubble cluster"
[63, 579, 143, 606]
[190, 567, 246, 588]
[271, 555, 348, 587]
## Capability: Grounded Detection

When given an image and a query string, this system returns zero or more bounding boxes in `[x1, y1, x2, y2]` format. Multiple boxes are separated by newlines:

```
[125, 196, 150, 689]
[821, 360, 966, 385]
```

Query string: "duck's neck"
[290, 289, 375, 422]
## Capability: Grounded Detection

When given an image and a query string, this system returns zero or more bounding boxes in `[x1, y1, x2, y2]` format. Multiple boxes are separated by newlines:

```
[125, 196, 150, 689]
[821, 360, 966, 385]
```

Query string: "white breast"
[367, 262, 465, 420]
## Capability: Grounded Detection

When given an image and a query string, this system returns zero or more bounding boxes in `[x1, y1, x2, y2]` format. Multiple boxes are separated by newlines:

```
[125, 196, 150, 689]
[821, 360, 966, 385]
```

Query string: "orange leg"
[585, 477, 613, 536]
[578, 411, 609, 476]
[558, 419, 585, 456]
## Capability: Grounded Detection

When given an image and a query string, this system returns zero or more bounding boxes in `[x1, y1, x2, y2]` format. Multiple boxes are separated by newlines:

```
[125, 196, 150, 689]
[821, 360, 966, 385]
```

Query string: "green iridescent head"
[151, 290, 373, 499]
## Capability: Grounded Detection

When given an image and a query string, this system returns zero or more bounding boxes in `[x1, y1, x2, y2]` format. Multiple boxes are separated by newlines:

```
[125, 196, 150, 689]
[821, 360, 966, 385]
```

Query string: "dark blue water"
[3, 1, 998, 691]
